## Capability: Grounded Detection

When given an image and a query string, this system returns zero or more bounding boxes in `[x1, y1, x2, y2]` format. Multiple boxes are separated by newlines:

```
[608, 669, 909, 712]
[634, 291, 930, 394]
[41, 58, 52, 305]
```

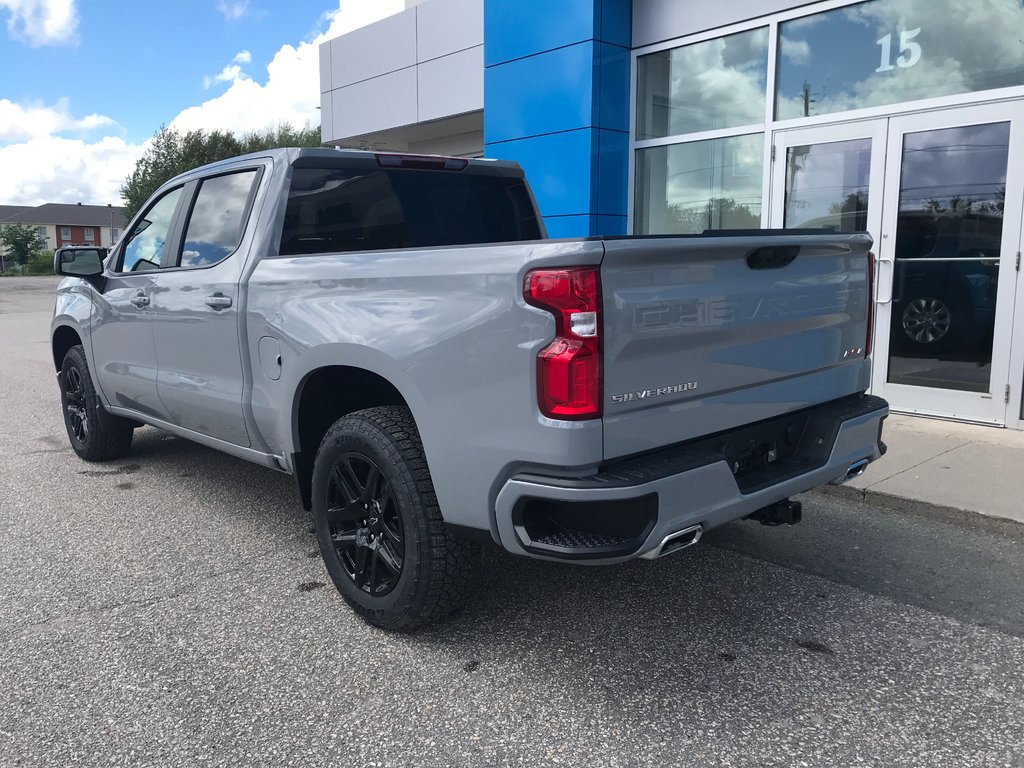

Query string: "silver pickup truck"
[51, 148, 887, 630]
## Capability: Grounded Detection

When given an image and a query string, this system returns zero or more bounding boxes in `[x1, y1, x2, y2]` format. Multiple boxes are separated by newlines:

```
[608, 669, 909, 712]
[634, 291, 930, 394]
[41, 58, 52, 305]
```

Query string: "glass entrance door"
[768, 120, 886, 240]
[771, 104, 1024, 425]
[873, 103, 1024, 424]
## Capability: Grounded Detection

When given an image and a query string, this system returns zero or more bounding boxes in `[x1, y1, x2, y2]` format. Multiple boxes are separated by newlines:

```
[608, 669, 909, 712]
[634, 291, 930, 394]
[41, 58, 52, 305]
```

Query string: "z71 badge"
[611, 382, 697, 404]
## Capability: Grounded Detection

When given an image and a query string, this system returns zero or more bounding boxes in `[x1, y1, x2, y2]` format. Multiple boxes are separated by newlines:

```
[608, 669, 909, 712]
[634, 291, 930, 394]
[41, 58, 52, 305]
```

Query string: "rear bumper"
[494, 394, 888, 563]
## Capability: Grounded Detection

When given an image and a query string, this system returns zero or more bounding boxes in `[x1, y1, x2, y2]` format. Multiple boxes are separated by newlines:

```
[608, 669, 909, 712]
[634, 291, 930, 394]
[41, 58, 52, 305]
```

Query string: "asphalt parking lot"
[2, 276, 1024, 767]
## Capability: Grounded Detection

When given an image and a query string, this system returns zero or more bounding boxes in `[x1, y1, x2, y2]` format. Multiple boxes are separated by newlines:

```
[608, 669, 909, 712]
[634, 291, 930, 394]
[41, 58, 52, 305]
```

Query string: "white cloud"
[780, 36, 811, 65]
[171, 0, 404, 135]
[0, 0, 77, 46]
[202, 49, 254, 89]
[0, 98, 115, 142]
[216, 0, 250, 22]
[0, 135, 143, 205]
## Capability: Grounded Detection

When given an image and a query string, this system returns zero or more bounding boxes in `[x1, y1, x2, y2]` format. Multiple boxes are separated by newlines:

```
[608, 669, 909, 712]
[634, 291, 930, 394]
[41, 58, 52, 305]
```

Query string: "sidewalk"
[822, 413, 1024, 526]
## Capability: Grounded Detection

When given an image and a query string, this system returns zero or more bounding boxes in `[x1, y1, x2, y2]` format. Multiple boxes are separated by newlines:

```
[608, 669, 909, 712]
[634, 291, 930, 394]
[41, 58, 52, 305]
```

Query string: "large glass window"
[776, 0, 1024, 120]
[636, 27, 769, 139]
[178, 170, 258, 268]
[634, 134, 764, 235]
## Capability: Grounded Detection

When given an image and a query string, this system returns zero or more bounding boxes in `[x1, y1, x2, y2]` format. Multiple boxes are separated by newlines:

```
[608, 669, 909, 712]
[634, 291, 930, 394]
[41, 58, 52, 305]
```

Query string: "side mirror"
[54, 247, 106, 278]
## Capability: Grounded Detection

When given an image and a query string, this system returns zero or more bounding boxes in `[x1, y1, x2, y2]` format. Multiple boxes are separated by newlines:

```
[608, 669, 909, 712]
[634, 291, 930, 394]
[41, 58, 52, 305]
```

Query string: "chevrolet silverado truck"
[51, 148, 887, 630]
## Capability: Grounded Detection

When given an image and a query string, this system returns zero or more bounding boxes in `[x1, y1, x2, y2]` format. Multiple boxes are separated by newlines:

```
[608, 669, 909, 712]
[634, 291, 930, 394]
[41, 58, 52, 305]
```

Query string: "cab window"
[119, 187, 183, 272]
[177, 170, 258, 268]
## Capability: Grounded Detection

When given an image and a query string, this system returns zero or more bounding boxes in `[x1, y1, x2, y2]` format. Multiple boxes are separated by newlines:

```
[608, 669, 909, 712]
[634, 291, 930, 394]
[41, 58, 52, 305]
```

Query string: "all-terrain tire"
[311, 406, 480, 631]
[59, 345, 134, 461]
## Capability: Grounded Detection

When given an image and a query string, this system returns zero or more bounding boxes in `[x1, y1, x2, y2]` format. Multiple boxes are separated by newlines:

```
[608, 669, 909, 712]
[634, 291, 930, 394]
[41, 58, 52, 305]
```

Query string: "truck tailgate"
[601, 233, 873, 460]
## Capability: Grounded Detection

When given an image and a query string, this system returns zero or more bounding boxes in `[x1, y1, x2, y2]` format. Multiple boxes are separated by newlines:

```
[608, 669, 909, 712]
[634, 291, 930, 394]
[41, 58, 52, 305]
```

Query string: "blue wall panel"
[595, 42, 630, 133]
[595, 215, 628, 236]
[544, 215, 595, 239]
[483, 42, 595, 145]
[599, 0, 632, 48]
[484, 0, 598, 66]
[494, 129, 595, 217]
[596, 128, 629, 216]
[484, 0, 632, 236]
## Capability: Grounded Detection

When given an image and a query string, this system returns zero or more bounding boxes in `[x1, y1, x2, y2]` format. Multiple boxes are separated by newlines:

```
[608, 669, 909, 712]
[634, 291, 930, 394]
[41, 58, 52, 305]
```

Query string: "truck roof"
[164, 147, 523, 187]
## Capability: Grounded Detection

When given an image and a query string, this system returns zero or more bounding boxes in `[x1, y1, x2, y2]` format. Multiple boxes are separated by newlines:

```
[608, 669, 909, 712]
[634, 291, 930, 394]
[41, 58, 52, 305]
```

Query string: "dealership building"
[320, 0, 1024, 429]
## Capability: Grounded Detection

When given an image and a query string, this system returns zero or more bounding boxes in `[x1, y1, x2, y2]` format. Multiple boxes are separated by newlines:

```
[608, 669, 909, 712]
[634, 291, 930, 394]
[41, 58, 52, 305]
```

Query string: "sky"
[0, 0, 403, 206]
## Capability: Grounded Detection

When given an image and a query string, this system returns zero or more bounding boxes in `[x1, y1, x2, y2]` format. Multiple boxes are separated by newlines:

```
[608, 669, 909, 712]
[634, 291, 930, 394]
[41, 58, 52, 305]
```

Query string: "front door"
[873, 103, 1024, 424]
[148, 168, 260, 447]
[89, 185, 186, 419]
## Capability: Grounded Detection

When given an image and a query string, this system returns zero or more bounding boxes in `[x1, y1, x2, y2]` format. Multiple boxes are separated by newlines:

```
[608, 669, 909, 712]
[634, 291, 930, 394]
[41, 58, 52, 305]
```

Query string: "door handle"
[876, 257, 895, 305]
[205, 293, 232, 310]
[130, 292, 150, 308]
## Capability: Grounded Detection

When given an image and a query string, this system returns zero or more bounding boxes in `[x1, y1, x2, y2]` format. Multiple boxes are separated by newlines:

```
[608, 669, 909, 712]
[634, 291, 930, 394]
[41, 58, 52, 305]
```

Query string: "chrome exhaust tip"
[832, 458, 870, 485]
[641, 524, 703, 559]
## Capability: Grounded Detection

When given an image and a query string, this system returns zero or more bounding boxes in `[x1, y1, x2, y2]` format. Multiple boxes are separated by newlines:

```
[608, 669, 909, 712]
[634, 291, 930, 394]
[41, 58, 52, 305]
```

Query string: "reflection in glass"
[180, 171, 258, 267]
[121, 187, 182, 272]
[634, 134, 763, 234]
[886, 122, 1009, 394]
[783, 138, 871, 231]
[776, 0, 1024, 120]
[636, 27, 769, 139]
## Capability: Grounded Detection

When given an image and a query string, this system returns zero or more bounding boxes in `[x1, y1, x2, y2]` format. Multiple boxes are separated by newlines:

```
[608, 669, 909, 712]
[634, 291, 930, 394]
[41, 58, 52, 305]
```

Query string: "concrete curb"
[812, 484, 1024, 539]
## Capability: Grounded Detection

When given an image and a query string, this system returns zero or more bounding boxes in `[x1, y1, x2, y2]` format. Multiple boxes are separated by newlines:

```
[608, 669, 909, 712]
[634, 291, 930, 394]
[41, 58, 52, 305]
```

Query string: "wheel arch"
[52, 324, 83, 371]
[289, 364, 415, 510]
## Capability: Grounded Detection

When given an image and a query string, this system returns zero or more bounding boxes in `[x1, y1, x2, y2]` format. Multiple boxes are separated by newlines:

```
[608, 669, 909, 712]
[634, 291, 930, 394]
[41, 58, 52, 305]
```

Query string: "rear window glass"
[279, 167, 541, 255]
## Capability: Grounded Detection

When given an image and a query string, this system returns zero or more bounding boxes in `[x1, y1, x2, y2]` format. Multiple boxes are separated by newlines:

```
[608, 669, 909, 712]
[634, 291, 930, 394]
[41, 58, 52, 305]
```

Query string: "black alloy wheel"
[64, 366, 89, 444]
[311, 406, 480, 630]
[58, 345, 134, 461]
[325, 453, 404, 596]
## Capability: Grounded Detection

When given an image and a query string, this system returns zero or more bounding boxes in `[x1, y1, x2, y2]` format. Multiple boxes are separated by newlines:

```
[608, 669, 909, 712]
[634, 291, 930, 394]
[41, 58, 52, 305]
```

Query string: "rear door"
[90, 185, 186, 418]
[147, 167, 262, 446]
[600, 233, 873, 459]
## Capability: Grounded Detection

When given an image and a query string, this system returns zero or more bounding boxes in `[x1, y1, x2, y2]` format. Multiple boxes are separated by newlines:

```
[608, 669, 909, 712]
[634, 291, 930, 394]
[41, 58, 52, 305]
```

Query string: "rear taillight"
[524, 267, 602, 419]
[865, 251, 876, 357]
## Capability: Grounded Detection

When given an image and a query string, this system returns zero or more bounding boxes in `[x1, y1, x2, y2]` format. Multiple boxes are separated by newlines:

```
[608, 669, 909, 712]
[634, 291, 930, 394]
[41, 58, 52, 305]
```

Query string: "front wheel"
[311, 406, 479, 631]
[59, 345, 134, 461]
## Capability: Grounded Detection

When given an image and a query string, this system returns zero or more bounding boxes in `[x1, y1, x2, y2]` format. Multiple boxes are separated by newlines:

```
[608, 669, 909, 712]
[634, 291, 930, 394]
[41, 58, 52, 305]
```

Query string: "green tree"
[0, 223, 47, 267]
[120, 123, 321, 221]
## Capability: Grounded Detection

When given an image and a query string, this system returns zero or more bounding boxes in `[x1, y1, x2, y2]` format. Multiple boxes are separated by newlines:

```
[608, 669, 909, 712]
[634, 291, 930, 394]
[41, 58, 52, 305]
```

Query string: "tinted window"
[179, 170, 258, 268]
[120, 187, 183, 272]
[279, 168, 541, 255]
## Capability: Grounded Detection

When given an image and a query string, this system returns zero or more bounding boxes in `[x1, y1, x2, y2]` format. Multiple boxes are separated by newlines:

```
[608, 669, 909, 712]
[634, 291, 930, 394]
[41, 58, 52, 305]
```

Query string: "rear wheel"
[59, 345, 134, 461]
[311, 406, 479, 631]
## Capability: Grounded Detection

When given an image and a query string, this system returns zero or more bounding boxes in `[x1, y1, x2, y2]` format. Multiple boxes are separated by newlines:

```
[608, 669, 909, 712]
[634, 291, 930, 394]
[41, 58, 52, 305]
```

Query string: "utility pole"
[802, 81, 813, 117]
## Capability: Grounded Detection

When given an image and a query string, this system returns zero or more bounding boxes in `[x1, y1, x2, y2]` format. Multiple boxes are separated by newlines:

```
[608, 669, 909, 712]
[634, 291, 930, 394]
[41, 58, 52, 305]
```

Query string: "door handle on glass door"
[876, 256, 895, 304]
[205, 293, 232, 310]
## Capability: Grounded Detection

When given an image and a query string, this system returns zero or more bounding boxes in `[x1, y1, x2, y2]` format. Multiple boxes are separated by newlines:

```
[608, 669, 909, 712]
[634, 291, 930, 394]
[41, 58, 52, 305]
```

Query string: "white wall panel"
[417, 46, 484, 122]
[330, 8, 417, 88]
[331, 67, 418, 138]
[416, 0, 482, 62]
[318, 40, 332, 92]
[320, 90, 334, 139]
